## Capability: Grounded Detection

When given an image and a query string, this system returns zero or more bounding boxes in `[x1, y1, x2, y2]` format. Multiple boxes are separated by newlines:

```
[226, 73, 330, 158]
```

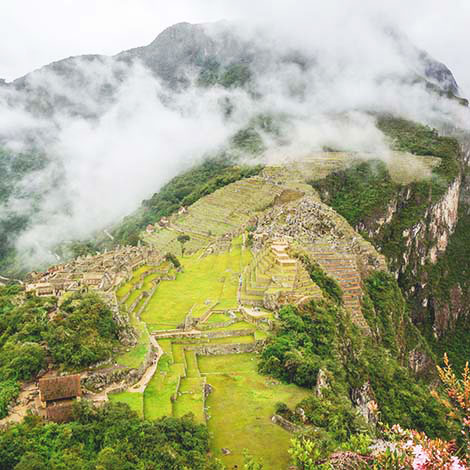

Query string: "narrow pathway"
[0, 383, 37, 426]
[308, 242, 368, 329]
[129, 336, 162, 393]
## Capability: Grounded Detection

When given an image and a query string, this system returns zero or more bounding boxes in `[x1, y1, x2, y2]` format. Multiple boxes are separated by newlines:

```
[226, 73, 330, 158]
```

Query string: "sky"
[0, 0, 469, 95]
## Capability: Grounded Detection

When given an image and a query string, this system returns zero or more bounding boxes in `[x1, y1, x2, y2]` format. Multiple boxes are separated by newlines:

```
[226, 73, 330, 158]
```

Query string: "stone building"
[159, 217, 170, 227]
[37, 375, 82, 423]
[26, 245, 161, 298]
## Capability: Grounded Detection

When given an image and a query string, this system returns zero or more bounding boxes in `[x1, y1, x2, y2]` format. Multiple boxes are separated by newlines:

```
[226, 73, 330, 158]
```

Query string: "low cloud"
[1, 4, 469, 271]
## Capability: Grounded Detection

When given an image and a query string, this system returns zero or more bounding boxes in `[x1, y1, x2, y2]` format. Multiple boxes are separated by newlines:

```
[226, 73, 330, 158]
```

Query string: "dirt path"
[128, 336, 162, 393]
[0, 383, 37, 427]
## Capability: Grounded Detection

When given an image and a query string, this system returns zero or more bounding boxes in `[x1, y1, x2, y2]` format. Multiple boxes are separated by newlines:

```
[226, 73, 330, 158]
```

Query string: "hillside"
[2, 119, 469, 467]
[0, 20, 468, 279]
[1, 17, 470, 470]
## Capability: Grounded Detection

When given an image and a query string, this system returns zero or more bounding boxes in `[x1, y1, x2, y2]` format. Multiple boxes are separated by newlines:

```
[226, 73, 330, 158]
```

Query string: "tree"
[288, 438, 322, 470]
[177, 234, 190, 255]
[13, 452, 47, 470]
[96, 448, 129, 470]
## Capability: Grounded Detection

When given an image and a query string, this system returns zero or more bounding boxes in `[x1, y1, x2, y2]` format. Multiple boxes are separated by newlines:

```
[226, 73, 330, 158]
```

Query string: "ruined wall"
[185, 340, 264, 356]
[271, 414, 303, 433]
[82, 343, 158, 392]
[97, 291, 138, 347]
[154, 329, 256, 340]
[199, 319, 236, 330]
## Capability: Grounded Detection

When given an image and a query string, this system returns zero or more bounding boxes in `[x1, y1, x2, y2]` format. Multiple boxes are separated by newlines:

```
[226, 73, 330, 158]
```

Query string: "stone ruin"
[26, 245, 161, 298]
[240, 239, 323, 310]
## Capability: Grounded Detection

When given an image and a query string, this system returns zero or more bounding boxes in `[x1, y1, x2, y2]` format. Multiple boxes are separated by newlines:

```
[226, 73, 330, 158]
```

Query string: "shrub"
[294, 252, 343, 304]
[165, 252, 181, 269]
[0, 380, 20, 419]
[0, 401, 216, 470]
[45, 292, 119, 369]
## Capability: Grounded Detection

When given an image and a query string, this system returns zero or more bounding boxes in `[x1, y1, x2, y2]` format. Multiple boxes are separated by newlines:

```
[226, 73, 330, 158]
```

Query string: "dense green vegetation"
[44, 292, 119, 368]
[0, 147, 50, 276]
[259, 301, 339, 388]
[361, 270, 428, 357]
[0, 287, 120, 418]
[0, 401, 219, 470]
[259, 275, 450, 455]
[0, 285, 51, 415]
[311, 160, 398, 227]
[295, 252, 343, 304]
[360, 272, 448, 435]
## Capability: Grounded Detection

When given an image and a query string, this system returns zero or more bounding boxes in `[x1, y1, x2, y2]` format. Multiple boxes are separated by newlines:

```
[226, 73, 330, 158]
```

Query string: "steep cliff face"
[386, 131, 470, 338]
[395, 177, 462, 329]
[312, 119, 468, 342]
[427, 141, 470, 337]
[368, 146, 468, 338]
[358, 176, 460, 270]
[355, 175, 465, 340]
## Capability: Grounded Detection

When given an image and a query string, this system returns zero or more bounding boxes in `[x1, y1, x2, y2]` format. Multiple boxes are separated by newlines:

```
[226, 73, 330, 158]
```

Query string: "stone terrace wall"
[135, 285, 158, 319]
[201, 377, 208, 423]
[199, 319, 236, 330]
[154, 329, 256, 340]
[82, 342, 158, 392]
[185, 340, 265, 356]
[271, 414, 303, 433]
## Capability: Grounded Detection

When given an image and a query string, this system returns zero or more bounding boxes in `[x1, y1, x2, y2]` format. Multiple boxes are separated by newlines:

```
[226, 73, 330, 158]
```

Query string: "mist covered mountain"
[0, 20, 468, 276]
[5, 22, 464, 119]
[2, 14, 470, 469]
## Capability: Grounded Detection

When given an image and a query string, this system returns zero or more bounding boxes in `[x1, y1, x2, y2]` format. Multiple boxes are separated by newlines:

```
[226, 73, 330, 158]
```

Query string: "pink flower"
[450, 456, 466, 470]
[412, 445, 429, 470]
[403, 439, 413, 449]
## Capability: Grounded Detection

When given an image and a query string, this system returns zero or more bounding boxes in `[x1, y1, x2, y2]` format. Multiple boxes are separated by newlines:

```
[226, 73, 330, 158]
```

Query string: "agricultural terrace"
[115, 262, 175, 369]
[113, 320, 309, 469]
[200, 353, 311, 469]
[142, 177, 287, 256]
[262, 151, 441, 186]
[109, 239, 307, 468]
[142, 237, 252, 331]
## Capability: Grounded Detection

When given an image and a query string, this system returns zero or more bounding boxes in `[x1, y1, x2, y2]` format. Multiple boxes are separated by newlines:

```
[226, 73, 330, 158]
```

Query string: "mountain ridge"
[5, 21, 466, 118]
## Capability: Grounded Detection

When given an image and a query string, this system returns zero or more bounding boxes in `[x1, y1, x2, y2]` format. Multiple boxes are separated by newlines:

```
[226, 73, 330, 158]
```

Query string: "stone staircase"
[306, 242, 367, 328]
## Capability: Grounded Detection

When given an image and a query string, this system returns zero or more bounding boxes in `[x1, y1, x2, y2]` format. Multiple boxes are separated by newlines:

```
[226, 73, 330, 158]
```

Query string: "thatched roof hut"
[39, 375, 81, 402]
